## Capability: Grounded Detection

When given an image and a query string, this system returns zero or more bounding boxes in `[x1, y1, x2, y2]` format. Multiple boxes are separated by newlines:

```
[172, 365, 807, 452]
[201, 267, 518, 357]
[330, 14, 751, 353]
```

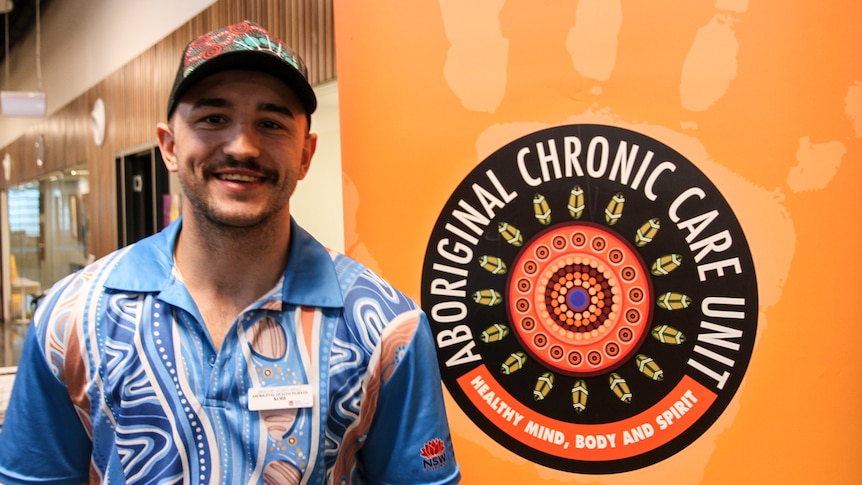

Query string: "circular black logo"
[421, 124, 757, 473]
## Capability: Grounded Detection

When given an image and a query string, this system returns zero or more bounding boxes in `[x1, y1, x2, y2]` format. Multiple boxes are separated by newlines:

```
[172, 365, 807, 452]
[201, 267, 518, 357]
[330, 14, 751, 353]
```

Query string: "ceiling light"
[1, 90, 46, 117]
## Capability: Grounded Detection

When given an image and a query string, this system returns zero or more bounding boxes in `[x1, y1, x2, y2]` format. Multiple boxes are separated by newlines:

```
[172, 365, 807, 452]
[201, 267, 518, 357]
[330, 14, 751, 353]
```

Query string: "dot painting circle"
[420, 124, 758, 474]
[507, 223, 651, 376]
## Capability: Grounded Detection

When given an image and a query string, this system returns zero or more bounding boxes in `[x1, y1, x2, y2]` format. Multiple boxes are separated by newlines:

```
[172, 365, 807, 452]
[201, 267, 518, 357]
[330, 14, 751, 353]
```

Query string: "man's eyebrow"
[188, 98, 297, 118]
[190, 97, 231, 110]
[258, 102, 296, 118]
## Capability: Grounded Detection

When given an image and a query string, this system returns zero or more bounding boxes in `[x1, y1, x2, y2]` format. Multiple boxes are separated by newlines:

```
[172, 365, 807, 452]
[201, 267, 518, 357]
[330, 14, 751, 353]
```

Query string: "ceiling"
[1, 0, 55, 68]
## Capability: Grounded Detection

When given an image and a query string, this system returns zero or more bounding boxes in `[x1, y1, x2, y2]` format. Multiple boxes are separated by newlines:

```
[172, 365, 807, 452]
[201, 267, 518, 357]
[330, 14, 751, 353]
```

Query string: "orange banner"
[335, 1, 862, 483]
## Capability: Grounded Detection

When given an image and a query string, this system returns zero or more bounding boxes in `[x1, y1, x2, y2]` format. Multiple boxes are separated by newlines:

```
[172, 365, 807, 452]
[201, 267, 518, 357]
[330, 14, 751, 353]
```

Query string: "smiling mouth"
[217, 173, 262, 183]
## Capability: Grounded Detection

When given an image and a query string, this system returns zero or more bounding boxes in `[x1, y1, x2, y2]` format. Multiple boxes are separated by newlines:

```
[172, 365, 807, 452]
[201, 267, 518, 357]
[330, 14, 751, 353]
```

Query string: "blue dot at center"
[567, 287, 589, 311]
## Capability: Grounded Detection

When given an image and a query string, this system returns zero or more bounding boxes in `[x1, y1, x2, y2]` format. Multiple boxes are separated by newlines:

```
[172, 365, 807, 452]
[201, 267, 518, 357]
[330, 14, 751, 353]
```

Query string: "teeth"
[218, 173, 259, 182]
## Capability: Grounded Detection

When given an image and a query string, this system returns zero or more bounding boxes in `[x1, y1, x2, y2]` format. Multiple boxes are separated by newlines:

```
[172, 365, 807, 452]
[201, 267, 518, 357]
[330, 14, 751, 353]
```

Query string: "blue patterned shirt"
[0, 219, 460, 485]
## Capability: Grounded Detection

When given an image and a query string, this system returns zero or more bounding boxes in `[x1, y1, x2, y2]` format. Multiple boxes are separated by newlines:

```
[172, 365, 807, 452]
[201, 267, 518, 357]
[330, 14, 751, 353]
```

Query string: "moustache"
[205, 157, 279, 180]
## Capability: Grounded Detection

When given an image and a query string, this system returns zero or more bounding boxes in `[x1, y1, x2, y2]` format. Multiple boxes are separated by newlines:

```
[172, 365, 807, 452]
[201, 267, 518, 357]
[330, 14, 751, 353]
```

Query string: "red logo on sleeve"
[421, 438, 448, 471]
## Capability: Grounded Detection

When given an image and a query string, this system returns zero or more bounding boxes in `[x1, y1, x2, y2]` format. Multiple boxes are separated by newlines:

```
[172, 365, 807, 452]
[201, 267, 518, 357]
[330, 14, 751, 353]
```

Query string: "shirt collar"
[104, 217, 344, 309]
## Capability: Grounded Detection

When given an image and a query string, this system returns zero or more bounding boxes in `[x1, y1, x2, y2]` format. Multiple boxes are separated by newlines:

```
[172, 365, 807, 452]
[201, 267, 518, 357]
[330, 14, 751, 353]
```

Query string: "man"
[0, 20, 460, 485]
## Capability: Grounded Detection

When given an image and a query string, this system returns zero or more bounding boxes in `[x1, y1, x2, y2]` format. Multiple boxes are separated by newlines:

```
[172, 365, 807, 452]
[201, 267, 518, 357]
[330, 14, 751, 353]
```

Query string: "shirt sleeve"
[359, 310, 461, 485]
[0, 323, 92, 485]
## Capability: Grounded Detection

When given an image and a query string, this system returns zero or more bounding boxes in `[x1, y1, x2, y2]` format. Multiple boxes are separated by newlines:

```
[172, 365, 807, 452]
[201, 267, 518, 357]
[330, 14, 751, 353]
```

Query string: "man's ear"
[299, 132, 318, 180]
[157, 122, 179, 173]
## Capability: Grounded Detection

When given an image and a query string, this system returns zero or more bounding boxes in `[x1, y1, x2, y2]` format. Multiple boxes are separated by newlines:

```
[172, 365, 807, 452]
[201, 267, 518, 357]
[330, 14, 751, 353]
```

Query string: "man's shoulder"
[33, 245, 142, 323]
[331, 252, 405, 293]
[329, 252, 418, 314]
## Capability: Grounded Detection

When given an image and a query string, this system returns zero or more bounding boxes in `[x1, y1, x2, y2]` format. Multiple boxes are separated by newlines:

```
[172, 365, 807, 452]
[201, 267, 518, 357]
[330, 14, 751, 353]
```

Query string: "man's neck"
[174, 212, 292, 303]
[173, 212, 292, 351]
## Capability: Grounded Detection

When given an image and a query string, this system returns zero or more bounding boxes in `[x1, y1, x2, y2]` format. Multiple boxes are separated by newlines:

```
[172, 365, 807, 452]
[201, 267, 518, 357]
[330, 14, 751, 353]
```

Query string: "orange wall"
[334, 1, 862, 483]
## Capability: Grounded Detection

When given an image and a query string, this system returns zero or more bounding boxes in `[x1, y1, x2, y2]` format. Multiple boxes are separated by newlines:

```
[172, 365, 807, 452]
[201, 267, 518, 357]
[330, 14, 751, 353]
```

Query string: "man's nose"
[224, 124, 261, 160]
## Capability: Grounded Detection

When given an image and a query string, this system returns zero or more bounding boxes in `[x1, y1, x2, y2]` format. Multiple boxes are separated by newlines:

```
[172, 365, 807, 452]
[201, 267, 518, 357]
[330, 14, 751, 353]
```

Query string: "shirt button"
[208, 355, 216, 367]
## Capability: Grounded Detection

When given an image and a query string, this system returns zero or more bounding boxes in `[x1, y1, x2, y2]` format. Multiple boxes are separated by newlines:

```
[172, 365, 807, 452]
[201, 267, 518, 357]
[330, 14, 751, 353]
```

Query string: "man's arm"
[0, 324, 92, 484]
[360, 310, 461, 484]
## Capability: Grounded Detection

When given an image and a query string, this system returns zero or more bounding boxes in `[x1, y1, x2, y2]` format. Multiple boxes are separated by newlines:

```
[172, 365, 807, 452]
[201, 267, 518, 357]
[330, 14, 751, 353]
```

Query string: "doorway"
[115, 145, 170, 247]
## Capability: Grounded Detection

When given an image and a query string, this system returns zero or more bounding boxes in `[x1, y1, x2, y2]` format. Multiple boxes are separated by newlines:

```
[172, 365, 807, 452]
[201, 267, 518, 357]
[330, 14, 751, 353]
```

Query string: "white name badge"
[248, 384, 315, 411]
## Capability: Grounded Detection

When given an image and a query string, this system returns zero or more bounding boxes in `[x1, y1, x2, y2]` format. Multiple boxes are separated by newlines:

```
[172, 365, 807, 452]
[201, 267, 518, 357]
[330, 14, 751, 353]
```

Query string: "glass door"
[2, 166, 90, 367]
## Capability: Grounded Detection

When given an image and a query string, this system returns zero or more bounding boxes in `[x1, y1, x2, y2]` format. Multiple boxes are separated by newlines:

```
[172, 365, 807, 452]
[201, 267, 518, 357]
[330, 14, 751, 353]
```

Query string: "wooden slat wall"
[0, 0, 336, 258]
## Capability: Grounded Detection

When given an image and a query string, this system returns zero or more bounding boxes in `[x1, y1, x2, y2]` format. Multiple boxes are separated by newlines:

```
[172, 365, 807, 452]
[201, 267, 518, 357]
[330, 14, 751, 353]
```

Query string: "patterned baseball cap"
[166, 20, 317, 120]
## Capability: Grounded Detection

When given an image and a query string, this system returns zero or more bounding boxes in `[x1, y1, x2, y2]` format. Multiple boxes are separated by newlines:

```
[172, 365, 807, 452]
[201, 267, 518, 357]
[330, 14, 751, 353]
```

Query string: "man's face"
[158, 70, 317, 229]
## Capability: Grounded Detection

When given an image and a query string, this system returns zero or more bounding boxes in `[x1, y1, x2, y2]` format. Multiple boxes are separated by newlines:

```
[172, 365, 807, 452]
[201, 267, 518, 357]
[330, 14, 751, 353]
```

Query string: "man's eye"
[260, 120, 283, 129]
[195, 113, 227, 125]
